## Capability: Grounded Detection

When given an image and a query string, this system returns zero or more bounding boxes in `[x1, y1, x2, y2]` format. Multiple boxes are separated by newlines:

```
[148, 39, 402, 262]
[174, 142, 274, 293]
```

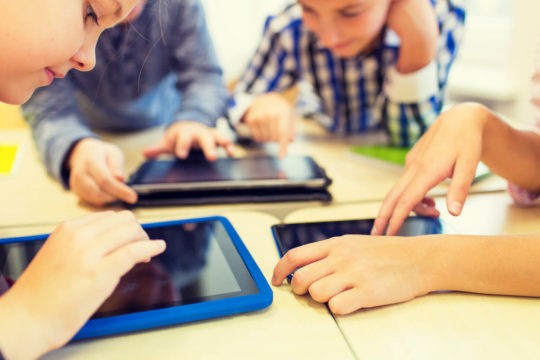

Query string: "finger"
[87, 157, 137, 203]
[84, 211, 149, 255]
[446, 158, 477, 216]
[259, 119, 274, 142]
[385, 170, 447, 235]
[197, 132, 218, 161]
[269, 115, 280, 142]
[327, 287, 366, 315]
[288, 116, 296, 141]
[57, 211, 134, 249]
[371, 169, 418, 235]
[289, 257, 334, 295]
[213, 132, 235, 157]
[278, 118, 289, 159]
[143, 140, 170, 159]
[73, 173, 119, 206]
[272, 241, 331, 286]
[100, 240, 167, 280]
[106, 150, 126, 182]
[94, 175, 137, 204]
[411, 200, 440, 218]
[243, 113, 262, 142]
[56, 211, 117, 234]
[383, 155, 454, 235]
[174, 129, 193, 159]
[305, 273, 350, 304]
[250, 116, 268, 142]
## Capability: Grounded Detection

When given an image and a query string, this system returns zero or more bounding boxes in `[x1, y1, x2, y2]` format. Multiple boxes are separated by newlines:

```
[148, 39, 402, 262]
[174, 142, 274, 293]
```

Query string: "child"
[229, 0, 465, 157]
[272, 100, 540, 315]
[22, 0, 233, 206]
[0, 1, 166, 358]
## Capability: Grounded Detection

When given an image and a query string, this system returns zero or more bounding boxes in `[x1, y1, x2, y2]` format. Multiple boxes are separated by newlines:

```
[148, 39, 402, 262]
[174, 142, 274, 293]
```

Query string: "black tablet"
[272, 217, 443, 257]
[128, 155, 331, 194]
[0, 216, 272, 340]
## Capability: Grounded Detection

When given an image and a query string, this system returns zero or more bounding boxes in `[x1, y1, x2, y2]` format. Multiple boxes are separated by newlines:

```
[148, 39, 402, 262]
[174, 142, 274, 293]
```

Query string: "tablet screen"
[129, 155, 329, 193]
[0, 218, 262, 319]
[272, 217, 443, 256]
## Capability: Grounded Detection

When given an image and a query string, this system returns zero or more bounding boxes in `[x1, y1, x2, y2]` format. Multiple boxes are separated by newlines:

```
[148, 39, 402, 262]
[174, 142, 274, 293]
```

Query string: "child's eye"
[340, 11, 361, 18]
[85, 3, 100, 26]
[301, 5, 316, 15]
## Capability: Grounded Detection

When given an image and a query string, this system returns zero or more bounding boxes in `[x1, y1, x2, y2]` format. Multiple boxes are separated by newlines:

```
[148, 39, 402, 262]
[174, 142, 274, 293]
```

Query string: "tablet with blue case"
[0, 216, 272, 340]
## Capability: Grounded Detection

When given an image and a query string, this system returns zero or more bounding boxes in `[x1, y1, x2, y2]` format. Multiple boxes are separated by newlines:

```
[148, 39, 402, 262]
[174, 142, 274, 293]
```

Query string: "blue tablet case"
[0, 216, 273, 340]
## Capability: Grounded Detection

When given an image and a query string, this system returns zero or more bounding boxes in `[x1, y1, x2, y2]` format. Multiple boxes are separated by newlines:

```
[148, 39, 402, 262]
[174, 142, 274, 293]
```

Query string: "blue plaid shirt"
[230, 1, 466, 146]
[22, 0, 227, 184]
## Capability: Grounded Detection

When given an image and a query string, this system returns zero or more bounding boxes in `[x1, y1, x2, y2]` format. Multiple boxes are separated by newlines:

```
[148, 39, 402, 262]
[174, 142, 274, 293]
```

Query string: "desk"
[283, 192, 540, 359]
[0, 123, 538, 358]
[0, 122, 507, 228]
[38, 211, 354, 359]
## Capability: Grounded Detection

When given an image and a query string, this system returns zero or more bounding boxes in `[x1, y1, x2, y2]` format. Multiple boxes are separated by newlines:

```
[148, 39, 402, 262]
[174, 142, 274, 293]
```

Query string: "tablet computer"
[271, 216, 443, 257]
[0, 216, 272, 340]
[128, 155, 331, 194]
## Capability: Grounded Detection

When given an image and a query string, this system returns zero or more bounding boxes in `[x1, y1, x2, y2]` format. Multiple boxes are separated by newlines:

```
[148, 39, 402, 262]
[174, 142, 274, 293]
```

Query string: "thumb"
[107, 150, 126, 181]
[143, 140, 169, 159]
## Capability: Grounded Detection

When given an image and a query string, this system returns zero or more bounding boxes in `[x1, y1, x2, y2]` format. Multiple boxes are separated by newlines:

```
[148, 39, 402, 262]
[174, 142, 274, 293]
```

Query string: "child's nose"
[318, 21, 341, 48]
[71, 42, 97, 72]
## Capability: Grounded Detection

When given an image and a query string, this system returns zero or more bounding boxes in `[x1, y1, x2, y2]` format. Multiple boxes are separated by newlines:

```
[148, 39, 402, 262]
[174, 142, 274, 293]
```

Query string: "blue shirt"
[230, 1, 466, 146]
[22, 0, 227, 184]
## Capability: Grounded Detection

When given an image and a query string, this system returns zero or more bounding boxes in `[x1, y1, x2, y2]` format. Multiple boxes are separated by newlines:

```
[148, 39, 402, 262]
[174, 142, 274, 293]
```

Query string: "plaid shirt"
[230, 0, 466, 146]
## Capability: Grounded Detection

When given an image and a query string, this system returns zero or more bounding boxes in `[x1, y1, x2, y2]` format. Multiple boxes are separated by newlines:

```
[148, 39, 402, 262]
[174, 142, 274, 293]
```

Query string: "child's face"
[299, 0, 392, 58]
[120, 0, 147, 24]
[0, 0, 138, 105]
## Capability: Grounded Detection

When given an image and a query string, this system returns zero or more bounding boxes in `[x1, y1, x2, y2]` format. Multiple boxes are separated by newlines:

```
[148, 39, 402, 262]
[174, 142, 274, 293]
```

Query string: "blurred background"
[1, 0, 538, 129]
[202, 0, 540, 127]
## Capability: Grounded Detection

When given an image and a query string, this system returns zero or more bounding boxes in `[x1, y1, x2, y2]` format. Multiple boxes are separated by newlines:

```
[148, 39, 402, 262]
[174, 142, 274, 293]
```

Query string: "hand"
[242, 93, 296, 158]
[387, 0, 438, 73]
[97, 261, 179, 313]
[272, 235, 433, 315]
[68, 138, 137, 206]
[0, 211, 166, 359]
[372, 103, 489, 236]
[143, 121, 234, 161]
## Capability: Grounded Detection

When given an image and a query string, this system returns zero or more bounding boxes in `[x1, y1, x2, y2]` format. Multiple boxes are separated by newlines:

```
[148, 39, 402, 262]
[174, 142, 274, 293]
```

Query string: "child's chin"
[332, 48, 360, 59]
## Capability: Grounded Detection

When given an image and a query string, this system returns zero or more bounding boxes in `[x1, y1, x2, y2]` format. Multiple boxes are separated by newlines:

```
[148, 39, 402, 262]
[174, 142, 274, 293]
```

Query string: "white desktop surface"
[282, 193, 540, 359]
[40, 211, 354, 359]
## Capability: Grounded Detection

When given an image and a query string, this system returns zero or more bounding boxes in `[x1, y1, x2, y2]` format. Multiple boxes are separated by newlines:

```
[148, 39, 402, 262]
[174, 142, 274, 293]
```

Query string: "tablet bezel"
[128, 155, 330, 194]
[271, 216, 443, 257]
[0, 216, 273, 340]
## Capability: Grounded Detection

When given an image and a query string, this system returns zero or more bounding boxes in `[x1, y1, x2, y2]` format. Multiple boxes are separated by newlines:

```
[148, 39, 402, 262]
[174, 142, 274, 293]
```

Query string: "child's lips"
[44, 68, 55, 85]
[44, 68, 66, 84]
[332, 40, 353, 51]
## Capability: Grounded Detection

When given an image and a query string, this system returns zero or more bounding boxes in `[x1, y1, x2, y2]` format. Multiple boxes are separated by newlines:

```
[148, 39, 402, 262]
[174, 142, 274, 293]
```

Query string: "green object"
[350, 145, 410, 165]
[350, 145, 492, 183]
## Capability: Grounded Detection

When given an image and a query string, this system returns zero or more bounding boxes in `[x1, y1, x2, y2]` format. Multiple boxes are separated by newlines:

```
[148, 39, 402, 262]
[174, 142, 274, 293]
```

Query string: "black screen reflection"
[273, 217, 442, 255]
[94, 222, 212, 318]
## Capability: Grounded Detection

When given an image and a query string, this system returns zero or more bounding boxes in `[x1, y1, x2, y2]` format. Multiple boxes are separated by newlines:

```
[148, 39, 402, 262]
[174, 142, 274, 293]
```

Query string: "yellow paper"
[0, 144, 19, 175]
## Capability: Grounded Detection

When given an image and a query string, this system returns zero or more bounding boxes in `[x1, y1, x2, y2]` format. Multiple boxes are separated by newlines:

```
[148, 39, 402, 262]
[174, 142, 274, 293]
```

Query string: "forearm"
[0, 293, 50, 360]
[392, 0, 439, 74]
[22, 83, 95, 184]
[175, 80, 228, 127]
[481, 109, 540, 191]
[424, 234, 540, 297]
[31, 117, 95, 185]
[397, 37, 437, 74]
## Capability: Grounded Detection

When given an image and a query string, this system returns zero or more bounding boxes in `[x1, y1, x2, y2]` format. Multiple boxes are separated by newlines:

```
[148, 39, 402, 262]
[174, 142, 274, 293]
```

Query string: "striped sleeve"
[228, 6, 301, 125]
[381, 0, 466, 147]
